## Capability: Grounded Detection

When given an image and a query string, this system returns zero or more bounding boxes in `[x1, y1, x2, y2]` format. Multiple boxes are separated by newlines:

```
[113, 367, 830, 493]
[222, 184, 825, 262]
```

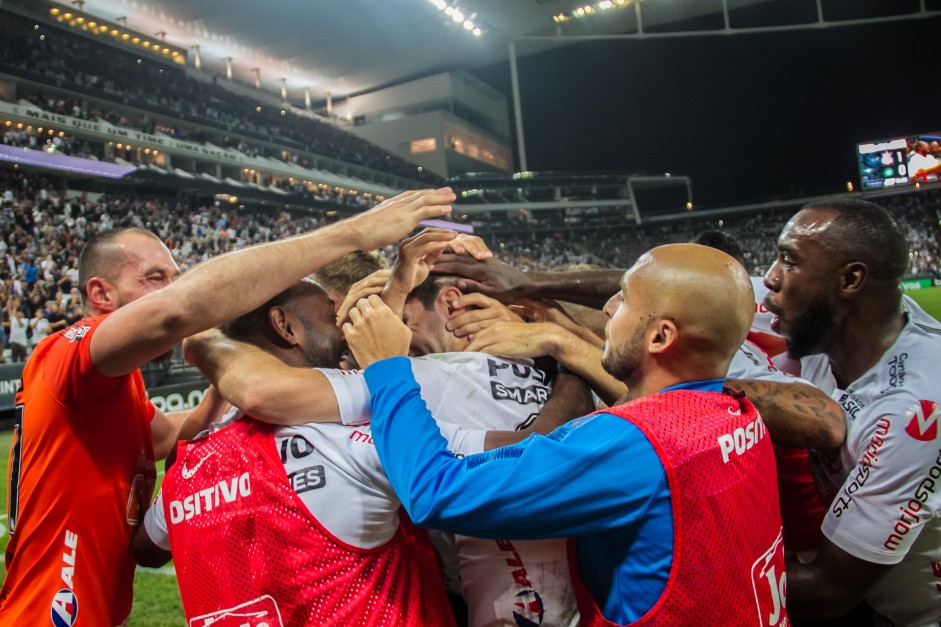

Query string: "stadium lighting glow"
[50, 4, 186, 63]
[554, 0, 633, 23]
[426, 0, 487, 37]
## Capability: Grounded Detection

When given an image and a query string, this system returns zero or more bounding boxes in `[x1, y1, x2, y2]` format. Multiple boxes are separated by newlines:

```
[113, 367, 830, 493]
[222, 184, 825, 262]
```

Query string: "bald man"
[342, 244, 789, 626]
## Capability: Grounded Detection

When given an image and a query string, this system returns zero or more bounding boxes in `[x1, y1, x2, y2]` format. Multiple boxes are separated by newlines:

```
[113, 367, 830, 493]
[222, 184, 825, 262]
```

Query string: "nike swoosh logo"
[181, 451, 215, 480]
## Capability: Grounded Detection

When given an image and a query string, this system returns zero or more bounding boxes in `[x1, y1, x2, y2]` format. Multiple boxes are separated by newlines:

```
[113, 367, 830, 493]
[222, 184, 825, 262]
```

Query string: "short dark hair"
[78, 228, 162, 299]
[802, 198, 909, 283]
[222, 280, 325, 342]
[693, 230, 746, 267]
[312, 251, 386, 294]
[407, 274, 461, 311]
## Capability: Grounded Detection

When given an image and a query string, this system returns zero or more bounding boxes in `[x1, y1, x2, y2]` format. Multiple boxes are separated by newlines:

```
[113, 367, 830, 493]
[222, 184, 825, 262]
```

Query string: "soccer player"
[765, 199, 941, 626]
[133, 280, 455, 626]
[184, 231, 588, 627]
[342, 243, 790, 625]
[0, 188, 454, 626]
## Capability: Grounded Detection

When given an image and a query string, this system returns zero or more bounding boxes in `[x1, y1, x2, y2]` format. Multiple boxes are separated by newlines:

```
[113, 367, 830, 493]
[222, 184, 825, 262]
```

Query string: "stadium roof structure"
[64, 0, 793, 102]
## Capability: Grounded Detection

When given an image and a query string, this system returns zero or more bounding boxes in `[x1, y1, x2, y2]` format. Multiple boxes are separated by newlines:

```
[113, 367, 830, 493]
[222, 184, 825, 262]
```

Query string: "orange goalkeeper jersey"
[0, 314, 156, 627]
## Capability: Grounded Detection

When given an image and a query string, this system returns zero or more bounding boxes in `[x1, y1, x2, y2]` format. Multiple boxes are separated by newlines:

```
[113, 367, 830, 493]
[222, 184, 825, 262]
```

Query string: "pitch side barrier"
[0, 363, 208, 428]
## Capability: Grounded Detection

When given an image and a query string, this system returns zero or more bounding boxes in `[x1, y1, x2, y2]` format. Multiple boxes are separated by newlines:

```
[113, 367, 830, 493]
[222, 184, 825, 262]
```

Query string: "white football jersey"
[321, 353, 577, 627]
[145, 416, 401, 550]
[750, 275, 776, 337]
[801, 297, 941, 627]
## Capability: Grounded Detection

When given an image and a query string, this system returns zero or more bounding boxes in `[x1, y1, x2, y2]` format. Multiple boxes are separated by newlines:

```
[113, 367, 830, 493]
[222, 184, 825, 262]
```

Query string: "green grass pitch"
[906, 285, 941, 321]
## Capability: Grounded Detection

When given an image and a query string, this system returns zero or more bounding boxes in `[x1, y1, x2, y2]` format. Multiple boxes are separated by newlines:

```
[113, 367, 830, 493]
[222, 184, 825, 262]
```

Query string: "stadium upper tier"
[0, 9, 442, 192]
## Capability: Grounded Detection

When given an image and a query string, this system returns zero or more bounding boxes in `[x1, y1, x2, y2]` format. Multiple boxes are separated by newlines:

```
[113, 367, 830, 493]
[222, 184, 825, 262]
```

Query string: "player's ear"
[84, 278, 114, 313]
[648, 318, 677, 355]
[838, 261, 867, 298]
[440, 285, 463, 316]
[268, 306, 296, 345]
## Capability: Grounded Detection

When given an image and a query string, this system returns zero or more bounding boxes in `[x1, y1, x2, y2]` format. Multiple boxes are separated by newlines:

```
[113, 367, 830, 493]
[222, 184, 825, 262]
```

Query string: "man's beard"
[297, 315, 343, 369]
[601, 325, 645, 382]
[784, 293, 835, 359]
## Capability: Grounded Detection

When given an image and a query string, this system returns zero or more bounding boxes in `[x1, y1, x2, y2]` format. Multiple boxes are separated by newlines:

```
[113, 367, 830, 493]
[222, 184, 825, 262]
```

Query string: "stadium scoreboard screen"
[858, 139, 908, 189]
[858, 132, 941, 190]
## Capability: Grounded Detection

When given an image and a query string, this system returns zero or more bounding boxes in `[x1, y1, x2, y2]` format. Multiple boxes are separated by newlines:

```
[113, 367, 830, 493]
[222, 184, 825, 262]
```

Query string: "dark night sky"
[471, 10, 940, 207]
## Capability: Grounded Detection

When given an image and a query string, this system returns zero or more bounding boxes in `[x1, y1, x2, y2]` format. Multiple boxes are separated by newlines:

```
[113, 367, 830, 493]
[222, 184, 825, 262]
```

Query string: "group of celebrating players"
[0, 187, 938, 627]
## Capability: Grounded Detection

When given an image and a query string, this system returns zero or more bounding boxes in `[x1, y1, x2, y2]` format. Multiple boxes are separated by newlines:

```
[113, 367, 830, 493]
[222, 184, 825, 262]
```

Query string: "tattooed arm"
[725, 378, 846, 449]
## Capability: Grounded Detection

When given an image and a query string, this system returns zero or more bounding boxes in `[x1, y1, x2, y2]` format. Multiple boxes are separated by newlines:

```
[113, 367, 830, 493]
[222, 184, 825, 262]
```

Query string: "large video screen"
[858, 133, 941, 190]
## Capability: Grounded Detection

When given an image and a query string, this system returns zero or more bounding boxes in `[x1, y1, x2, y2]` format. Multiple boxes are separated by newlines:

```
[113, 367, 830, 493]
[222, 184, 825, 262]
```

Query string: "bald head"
[603, 243, 753, 389]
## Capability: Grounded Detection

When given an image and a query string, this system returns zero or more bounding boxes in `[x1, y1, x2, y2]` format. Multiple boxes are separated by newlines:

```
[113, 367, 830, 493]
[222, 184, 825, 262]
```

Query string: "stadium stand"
[0, 10, 441, 186]
[1, 164, 939, 364]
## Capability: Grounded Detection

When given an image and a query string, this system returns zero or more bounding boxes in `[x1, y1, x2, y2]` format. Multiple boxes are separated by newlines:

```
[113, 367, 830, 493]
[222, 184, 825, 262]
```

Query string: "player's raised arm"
[90, 188, 455, 377]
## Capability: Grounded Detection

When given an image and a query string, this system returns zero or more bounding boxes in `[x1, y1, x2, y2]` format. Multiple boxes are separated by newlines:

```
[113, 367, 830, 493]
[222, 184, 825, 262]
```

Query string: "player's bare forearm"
[93, 189, 455, 377]
[185, 331, 340, 426]
[131, 525, 171, 568]
[726, 379, 846, 449]
[525, 269, 624, 308]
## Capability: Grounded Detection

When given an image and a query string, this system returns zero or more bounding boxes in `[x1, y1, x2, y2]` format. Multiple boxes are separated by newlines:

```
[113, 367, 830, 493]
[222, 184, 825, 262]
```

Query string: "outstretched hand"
[345, 188, 455, 251]
[446, 233, 493, 260]
[342, 295, 412, 368]
[431, 253, 531, 304]
[384, 228, 456, 316]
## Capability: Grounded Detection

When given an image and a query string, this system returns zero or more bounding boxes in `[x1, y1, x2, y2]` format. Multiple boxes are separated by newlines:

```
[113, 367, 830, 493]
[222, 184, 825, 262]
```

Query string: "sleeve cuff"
[316, 368, 371, 425]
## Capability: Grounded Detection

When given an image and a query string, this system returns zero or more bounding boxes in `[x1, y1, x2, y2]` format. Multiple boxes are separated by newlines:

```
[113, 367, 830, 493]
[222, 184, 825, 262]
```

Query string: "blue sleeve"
[365, 357, 667, 539]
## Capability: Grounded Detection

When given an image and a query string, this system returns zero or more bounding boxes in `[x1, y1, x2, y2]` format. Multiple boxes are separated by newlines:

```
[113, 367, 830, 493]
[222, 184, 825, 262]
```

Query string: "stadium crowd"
[1, 165, 940, 364]
[0, 11, 440, 185]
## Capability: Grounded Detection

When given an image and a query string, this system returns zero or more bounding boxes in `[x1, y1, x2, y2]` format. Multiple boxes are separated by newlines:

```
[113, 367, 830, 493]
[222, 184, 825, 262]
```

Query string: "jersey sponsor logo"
[59, 530, 78, 589]
[494, 540, 546, 626]
[62, 325, 91, 343]
[750, 530, 788, 627]
[287, 465, 326, 494]
[837, 392, 866, 422]
[188, 595, 284, 627]
[487, 358, 551, 385]
[831, 418, 890, 518]
[883, 448, 941, 551]
[880, 352, 908, 393]
[512, 590, 545, 627]
[490, 381, 549, 405]
[717, 415, 767, 464]
[348, 429, 374, 445]
[50, 589, 78, 627]
[904, 400, 939, 442]
[181, 451, 216, 480]
[278, 435, 315, 463]
[168, 472, 251, 524]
